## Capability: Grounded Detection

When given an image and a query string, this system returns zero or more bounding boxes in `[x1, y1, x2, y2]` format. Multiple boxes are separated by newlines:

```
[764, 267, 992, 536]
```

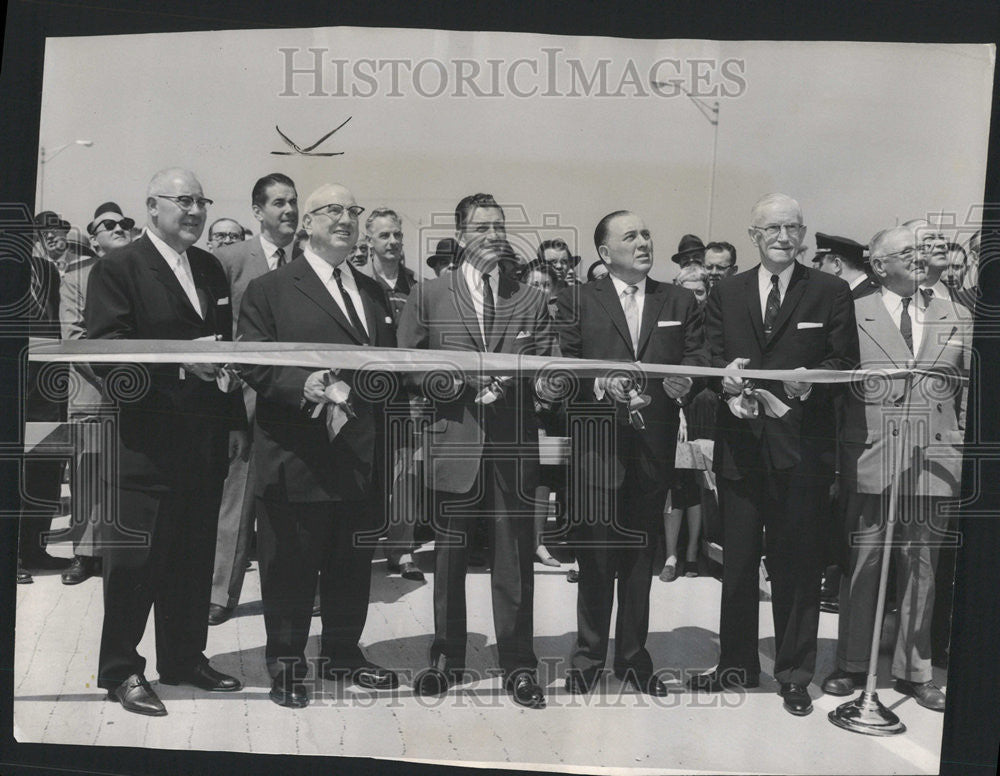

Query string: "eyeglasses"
[875, 246, 919, 264]
[309, 203, 365, 220]
[94, 217, 136, 234]
[754, 223, 804, 238]
[155, 194, 214, 211]
[211, 231, 243, 243]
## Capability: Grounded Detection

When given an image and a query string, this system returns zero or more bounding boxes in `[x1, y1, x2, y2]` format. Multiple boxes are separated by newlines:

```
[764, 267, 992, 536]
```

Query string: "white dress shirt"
[303, 248, 369, 337]
[757, 262, 796, 320]
[608, 272, 647, 324]
[881, 286, 925, 356]
[460, 259, 500, 345]
[147, 228, 202, 317]
[259, 233, 294, 271]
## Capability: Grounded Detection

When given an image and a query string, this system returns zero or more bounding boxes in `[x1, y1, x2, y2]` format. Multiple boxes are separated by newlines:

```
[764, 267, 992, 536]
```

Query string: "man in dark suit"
[238, 182, 399, 709]
[556, 210, 709, 696]
[85, 168, 247, 716]
[812, 232, 880, 300]
[687, 193, 859, 717]
[208, 173, 300, 625]
[397, 193, 556, 709]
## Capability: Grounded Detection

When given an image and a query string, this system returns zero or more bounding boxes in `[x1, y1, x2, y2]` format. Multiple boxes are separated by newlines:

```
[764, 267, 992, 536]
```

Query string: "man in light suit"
[397, 193, 557, 709]
[688, 193, 859, 717]
[821, 225, 968, 711]
[238, 182, 399, 708]
[556, 210, 709, 696]
[208, 173, 300, 625]
[86, 168, 247, 716]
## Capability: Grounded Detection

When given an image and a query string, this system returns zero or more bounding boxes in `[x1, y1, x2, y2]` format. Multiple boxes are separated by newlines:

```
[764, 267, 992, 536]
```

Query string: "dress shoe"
[61, 556, 95, 585]
[324, 663, 399, 690]
[535, 549, 561, 568]
[107, 674, 167, 716]
[16, 563, 33, 584]
[895, 678, 946, 711]
[686, 668, 760, 692]
[413, 666, 451, 697]
[779, 683, 813, 716]
[505, 671, 546, 709]
[821, 669, 867, 696]
[398, 561, 425, 582]
[659, 563, 677, 582]
[270, 668, 308, 708]
[159, 661, 242, 692]
[207, 604, 233, 626]
[615, 668, 669, 697]
[21, 552, 72, 571]
[566, 568, 579, 583]
[684, 558, 700, 578]
[564, 670, 596, 695]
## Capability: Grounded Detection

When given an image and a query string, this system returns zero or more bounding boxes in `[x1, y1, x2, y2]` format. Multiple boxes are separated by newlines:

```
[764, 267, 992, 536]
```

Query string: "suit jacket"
[237, 256, 397, 503]
[851, 276, 880, 300]
[841, 293, 969, 496]
[396, 268, 557, 494]
[84, 235, 240, 492]
[26, 252, 66, 423]
[59, 254, 104, 415]
[215, 236, 303, 335]
[555, 276, 709, 489]
[361, 262, 417, 325]
[704, 262, 859, 479]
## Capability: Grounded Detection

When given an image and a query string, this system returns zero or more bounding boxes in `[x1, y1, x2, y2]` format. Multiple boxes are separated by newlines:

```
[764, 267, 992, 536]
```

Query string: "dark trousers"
[717, 465, 828, 685]
[429, 459, 537, 674]
[18, 459, 63, 562]
[97, 482, 222, 688]
[257, 498, 375, 677]
[571, 473, 666, 681]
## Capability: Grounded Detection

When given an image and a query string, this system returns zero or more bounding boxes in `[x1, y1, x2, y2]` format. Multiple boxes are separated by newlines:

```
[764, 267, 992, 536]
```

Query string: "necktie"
[763, 274, 781, 337]
[622, 284, 640, 353]
[482, 272, 495, 346]
[899, 296, 913, 353]
[920, 287, 934, 304]
[275, 247, 286, 268]
[333, 266, 368, 343]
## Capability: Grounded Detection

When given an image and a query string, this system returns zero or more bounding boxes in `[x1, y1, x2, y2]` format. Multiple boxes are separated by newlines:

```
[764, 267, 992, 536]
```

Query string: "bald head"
[301, 183, 361, 265]
[145, 167, 207, 252]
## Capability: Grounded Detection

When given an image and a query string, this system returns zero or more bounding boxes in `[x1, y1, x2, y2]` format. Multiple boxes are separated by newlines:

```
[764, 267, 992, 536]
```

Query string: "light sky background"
[37, 28, 994, 280]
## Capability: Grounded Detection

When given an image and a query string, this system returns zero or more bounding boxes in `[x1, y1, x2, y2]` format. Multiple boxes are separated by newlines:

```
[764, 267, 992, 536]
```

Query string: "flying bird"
[271, 116, 352, 156]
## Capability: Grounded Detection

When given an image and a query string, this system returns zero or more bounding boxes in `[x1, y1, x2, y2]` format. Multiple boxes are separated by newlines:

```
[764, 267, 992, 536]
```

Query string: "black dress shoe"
[324, 663, 399, 690]
[821, 669, 866, 696]
[107, 674, 167, 716]
[61, 556, 95, 585]
[207, 604, 233, 626]
[894, 678, 946, 711]
[16, 563, 33, 584]
[779, 683, 813, 716]
[159, 661, 242, 692]
[615, 668, 669, 697]
[564, 670, 597, 695]
[505, 671, 546, 709]
[399, 561, 425, 581]
[270, 669, 309, 708]
[413, 667, 450, 697]
[21, 552, 72, 571]
[566, 568, 579, 583]
[686, 667, 760, 692]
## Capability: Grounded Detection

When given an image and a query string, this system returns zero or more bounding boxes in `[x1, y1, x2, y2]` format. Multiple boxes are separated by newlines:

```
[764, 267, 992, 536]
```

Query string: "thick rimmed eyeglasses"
[155, 194, 214, 211]
[94, 217, 136, 234]
[753, 223, 804, 238]
[309, 203, 365, 220]
[875, 246, 919, 264]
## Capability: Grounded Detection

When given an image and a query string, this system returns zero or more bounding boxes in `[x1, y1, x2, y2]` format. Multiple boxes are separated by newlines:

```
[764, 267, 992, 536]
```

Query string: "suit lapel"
[744, 269, 766, 348]
[349, 266, 380, 346]
[857, 293, 909, 367]
[636, 278, 668, 358]
[914, 298, 955, 367]
[249, 237, 270, 278]
[449, 269, 487, 351]
[292, 257, 366, 345]
[488, 274, 519, 352]
[766, 262, 808, 346]
[141, 235, 203, 322]
[594, 276, 636, 356]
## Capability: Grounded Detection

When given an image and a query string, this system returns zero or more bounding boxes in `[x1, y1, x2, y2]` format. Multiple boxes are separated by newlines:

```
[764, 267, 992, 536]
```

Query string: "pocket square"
[657, 320, 682, 327]
[516, 330, 532, 339]
[217, 297, 230, 305]
[797, 321, 823, 329]
[385, 316, 393, 324]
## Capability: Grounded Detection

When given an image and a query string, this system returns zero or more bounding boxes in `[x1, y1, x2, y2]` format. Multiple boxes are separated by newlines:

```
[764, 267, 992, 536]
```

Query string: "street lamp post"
[37, 139, 93, 212]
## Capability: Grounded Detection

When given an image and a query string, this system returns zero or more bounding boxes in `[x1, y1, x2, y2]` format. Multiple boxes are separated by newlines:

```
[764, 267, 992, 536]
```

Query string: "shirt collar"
[607, 273, 646, 296]
[923, 279, 950, 300]
[461, 258, 499, 288]
[303, 246, 352, 286]
[259, 233, 292, 265]
[881, 285, 924, 311]
[757, 261, 796, 289]
[146, 228, 186, 269]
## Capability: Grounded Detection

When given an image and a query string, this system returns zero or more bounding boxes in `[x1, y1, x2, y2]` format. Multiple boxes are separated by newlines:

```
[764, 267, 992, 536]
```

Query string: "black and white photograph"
[2, 4, 1000, 776]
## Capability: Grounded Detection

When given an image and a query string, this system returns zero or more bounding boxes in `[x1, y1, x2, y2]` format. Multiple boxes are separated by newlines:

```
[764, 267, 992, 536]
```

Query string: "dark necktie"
[275, 247, 286, 268]
[334, 266, 368, 343]
[899, 296, 913, 353]
[482, 271, 495, 346]
[763, 274, 781, 337]
[920, 287, 934, 304]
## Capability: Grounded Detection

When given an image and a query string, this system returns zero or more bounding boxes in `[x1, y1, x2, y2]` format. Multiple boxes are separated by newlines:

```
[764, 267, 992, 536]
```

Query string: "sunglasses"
[94, 217, 136, 234]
